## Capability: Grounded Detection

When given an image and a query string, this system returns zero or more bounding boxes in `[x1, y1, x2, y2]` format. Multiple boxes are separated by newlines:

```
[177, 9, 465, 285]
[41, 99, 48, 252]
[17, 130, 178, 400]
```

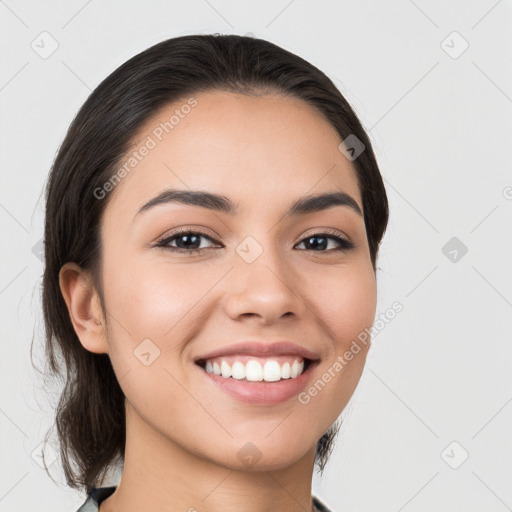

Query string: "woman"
[41, 33, 389, 511]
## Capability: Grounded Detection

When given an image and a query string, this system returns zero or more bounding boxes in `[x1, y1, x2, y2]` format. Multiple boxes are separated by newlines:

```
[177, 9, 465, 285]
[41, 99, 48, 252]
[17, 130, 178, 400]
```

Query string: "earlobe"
[59, 262, 109, 354]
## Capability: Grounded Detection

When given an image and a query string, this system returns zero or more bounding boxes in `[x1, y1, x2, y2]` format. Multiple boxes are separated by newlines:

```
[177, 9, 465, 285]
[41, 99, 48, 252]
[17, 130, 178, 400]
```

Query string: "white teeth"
[281, 362, 291, 379]
[204, 357, 306, 381]
[245, 360, 263, 381]
[263, 360, 281, 382]
[231, 361, 245, 379]
[221, 360, 232, 378]
[291, 360, 303, 378]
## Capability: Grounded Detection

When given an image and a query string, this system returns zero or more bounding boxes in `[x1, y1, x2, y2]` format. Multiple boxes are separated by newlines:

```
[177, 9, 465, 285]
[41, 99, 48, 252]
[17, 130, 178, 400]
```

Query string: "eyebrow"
[133, 188, 363, 221]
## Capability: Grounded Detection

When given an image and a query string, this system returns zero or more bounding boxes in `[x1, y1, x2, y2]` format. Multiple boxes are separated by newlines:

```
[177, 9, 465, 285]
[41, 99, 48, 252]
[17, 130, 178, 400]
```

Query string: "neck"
[100, 401, 317, 512]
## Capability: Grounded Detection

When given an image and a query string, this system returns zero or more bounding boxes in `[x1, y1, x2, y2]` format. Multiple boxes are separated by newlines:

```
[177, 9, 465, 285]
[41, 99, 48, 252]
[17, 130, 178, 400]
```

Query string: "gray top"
[76, 486, 332, 511]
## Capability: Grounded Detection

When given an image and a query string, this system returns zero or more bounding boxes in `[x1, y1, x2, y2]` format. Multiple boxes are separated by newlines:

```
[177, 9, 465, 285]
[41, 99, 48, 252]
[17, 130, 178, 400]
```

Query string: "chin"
[202, 437, 316, 473]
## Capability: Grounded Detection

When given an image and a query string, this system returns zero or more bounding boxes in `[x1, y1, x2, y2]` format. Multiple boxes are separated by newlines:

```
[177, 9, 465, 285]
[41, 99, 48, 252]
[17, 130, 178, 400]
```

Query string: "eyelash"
[153, 228, 355, 255]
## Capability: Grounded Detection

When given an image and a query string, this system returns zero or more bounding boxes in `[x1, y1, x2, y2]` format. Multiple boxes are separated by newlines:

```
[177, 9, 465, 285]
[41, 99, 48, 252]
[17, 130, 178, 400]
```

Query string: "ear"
[59, 262, 109, 354]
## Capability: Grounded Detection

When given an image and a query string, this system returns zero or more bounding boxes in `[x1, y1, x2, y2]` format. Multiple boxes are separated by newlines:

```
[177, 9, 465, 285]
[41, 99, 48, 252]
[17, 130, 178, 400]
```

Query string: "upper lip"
[194, 341, 321, 363]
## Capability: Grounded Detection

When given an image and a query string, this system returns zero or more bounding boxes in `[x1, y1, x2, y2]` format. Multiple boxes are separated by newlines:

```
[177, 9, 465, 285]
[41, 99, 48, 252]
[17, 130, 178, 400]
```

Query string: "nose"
[222, 242, 307, 325]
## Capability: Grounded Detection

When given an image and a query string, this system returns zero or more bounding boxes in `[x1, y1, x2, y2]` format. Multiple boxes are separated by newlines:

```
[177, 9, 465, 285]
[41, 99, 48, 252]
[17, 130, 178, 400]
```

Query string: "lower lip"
[197, 361, 318, 405]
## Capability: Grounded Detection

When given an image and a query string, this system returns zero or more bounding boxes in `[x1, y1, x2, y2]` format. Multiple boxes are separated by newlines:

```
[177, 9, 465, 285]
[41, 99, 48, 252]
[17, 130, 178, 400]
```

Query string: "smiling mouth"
[195, 356, 313, 382]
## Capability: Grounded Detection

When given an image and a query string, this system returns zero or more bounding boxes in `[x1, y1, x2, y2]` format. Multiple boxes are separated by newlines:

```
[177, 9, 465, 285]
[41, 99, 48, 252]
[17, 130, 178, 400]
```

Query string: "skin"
[59, 90, 377, 512]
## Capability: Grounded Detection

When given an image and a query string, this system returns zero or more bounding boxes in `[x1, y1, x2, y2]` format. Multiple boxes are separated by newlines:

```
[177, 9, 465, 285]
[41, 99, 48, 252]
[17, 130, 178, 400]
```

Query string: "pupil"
[178, 234, 200, 249]
[307, 236, 327, 250]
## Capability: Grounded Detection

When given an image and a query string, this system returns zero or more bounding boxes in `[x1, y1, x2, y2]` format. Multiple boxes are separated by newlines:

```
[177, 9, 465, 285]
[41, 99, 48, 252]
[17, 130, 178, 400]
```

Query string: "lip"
[197, 359, 320, 405]
[194, 340, 321, 363]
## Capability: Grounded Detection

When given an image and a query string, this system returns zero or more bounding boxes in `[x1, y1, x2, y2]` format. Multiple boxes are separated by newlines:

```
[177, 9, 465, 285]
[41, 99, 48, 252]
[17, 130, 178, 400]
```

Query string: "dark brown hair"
[40, 33, 388, 493]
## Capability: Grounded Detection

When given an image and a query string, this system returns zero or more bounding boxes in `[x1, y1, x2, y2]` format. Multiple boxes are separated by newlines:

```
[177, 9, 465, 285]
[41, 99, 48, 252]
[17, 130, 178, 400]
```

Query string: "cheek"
[307, 262, 377, 349]
[294, 264, 376, 423]
[99, 259, 205, 412]
[334, 274, 376, 347]
[100, 256, 228, 386]
[103, 258, 212, 339]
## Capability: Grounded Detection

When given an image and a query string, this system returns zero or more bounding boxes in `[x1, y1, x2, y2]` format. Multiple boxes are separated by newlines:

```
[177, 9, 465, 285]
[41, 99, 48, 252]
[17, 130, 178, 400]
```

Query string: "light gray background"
[1, 1, 511, 510]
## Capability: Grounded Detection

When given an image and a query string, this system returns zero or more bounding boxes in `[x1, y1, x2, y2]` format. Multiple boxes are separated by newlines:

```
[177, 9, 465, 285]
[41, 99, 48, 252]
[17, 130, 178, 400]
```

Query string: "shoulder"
[312, 494, 332, 512]
[74, 486, 117, 512]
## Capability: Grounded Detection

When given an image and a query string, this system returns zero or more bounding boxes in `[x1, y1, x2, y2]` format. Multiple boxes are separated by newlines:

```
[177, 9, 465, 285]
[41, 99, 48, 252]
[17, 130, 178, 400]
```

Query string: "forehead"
[104, 90, 362, 221]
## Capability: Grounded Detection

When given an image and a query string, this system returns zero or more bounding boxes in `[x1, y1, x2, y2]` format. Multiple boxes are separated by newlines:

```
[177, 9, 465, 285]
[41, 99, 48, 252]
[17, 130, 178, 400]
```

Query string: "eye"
[154, 229, 221, 255]
[153, 228, 355, 255]
[295, 230, 355, 252]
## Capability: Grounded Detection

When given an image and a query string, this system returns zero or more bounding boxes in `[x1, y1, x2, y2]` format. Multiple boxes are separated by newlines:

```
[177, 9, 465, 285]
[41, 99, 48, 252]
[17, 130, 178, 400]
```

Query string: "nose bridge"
[223, 230, 304, 322]
[235, 228, 289, 283]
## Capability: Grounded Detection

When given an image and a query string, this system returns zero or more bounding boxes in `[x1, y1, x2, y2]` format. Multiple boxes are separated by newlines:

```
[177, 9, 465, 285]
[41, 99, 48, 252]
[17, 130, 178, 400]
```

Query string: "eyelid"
[154, 225, 221, 246]
[298, 227, 351, 244]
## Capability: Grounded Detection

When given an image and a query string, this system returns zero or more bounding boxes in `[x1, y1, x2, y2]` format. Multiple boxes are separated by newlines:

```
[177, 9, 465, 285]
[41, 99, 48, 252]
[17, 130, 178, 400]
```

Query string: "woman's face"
[89, 90, 376, 470]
